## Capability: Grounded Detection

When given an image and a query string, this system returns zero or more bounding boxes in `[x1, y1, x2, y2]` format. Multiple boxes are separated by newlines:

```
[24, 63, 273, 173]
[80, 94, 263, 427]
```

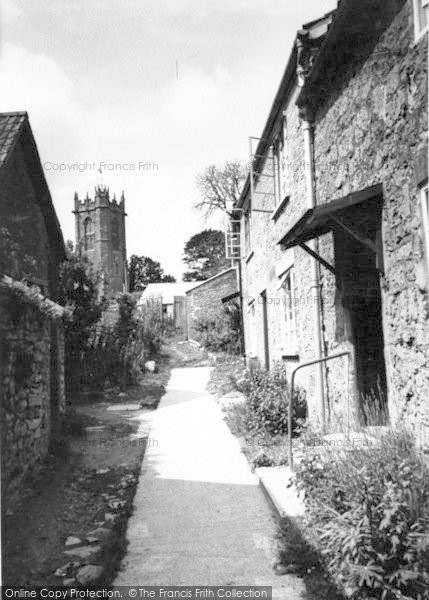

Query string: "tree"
[182, 229, 230, 281]
[128, 255, 176, 292]
[115, 294, 138, 390]
[195, 160, 246, 218]
[58, 242, 105, 394]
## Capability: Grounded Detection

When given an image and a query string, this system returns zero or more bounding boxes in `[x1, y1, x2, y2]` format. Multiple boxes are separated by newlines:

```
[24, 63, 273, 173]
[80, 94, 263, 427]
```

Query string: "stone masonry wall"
[0, 296, 66, 500]
[74, 190, 127, 296]
[186, 269, 238, 343]
[311, 1, 428, 434]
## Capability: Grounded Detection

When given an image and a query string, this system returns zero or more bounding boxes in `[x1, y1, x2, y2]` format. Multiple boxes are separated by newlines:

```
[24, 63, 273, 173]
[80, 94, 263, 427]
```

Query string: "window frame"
[111, 218, 120, 251]
[280, 266, 298, 355]
[244, 210, 252, 257]
[83, 217, 94, 251]
[272, 114, 289, 210]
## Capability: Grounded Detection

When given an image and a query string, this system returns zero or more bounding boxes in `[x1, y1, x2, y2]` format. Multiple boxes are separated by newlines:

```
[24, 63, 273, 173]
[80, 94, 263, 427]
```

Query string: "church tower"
[73, 185, 128, 296]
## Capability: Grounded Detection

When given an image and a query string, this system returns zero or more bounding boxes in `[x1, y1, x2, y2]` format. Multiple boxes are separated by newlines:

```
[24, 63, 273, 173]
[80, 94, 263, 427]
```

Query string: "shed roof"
[138, 282, 195, 305]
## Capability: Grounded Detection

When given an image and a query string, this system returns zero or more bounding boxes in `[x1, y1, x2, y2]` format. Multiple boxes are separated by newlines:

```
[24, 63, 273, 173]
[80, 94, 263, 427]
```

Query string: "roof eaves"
[237, 43, 298, 209]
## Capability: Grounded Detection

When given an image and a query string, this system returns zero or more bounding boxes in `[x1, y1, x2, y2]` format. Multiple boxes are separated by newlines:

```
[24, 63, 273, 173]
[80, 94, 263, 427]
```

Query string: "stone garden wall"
[0, 291, 66, 500]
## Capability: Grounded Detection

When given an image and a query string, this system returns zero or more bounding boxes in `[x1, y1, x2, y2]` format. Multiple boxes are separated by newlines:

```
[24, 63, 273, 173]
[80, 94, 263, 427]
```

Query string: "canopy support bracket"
[330, 215, 376, 254]
[299, 242, 336, 275]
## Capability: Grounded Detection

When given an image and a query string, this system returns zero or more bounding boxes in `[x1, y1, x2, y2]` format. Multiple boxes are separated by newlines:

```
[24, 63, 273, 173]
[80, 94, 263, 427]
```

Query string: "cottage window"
[112, 218, 120, 250]
[273, 114, 288, 208]
[83, 217, 94, 251]
[281, 267, 297, 353]
[244, 211, 252, 256]
[247, 299, 258, 357]
[421, 184, 429, 275]
[414, 0, 428, 38]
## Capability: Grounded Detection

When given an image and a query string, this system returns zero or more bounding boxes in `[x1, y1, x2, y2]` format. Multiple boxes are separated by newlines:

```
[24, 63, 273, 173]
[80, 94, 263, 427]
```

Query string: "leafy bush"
[80, 296, 165, 390]
[244, 362, 306, 436]
[193, 301, 242, 354]
[293, 431, 429, 599]
[58, 249, 105, 395]
[137, 301, 164, 356]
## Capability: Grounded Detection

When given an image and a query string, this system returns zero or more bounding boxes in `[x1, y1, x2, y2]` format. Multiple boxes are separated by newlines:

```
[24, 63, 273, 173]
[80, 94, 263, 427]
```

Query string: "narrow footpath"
[114, 366, 306, 599]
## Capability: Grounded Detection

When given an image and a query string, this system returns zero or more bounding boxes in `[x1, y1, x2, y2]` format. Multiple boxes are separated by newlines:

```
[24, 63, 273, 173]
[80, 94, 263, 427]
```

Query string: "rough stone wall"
[0, 297, 66, 500]
[186, 269, 238, 342]
[311, 2, 428, 433]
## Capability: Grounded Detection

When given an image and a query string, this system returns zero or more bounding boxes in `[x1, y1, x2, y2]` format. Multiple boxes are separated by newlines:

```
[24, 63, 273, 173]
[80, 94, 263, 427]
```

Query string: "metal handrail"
[288, 351, 350, 470]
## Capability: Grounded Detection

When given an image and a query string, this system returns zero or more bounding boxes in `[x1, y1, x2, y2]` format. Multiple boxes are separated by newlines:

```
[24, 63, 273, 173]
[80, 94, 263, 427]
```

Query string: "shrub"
[244, 362, 306, 436]
[81, 297, 165, 390]
[58, 249, 105, 395]
[293, 431, 429, 599]
[137, 301, 163, 356]
[193, 301, 242, 354]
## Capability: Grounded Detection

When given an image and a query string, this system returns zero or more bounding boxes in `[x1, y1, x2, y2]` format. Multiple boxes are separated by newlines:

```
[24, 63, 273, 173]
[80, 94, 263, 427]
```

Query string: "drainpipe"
[236, 258, 246, 358]
[296, 36, 325, 430]
[302, 115, 325, 431]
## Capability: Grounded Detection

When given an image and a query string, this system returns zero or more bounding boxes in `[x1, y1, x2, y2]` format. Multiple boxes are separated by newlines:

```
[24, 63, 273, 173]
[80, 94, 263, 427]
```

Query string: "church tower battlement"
[73, 185, 128, 296]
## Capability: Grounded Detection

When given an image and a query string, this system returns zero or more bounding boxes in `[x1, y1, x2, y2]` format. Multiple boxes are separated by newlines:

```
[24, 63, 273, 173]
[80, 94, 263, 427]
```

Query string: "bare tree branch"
[194, 160, 246, 218]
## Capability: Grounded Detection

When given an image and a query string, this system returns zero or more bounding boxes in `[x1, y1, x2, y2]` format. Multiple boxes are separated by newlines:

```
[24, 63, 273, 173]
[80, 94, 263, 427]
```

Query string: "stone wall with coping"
[0, 296, 66, 501]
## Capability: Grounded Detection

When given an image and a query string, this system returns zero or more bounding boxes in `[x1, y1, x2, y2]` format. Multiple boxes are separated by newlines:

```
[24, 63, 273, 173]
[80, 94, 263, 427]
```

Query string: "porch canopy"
[278, 183, 383, 274]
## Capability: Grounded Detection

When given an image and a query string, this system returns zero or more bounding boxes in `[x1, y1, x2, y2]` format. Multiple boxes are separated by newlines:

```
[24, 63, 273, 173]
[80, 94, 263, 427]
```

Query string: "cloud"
[1, 0, 23, 27]
[0, 0, 338, 280]
[148, 0, 309, 18]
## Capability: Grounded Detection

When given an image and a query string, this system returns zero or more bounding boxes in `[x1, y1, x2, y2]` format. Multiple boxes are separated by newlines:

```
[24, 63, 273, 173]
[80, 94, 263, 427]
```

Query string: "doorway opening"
[334, 197, 388, 425]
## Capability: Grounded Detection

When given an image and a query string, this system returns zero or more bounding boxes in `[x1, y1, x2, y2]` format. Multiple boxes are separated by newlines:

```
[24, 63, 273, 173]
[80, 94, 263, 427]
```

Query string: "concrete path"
[114, 367, 306, 599]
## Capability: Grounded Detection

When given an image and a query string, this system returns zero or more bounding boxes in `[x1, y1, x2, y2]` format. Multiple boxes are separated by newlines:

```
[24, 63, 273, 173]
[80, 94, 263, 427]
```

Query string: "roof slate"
[0, 112, 27, 168]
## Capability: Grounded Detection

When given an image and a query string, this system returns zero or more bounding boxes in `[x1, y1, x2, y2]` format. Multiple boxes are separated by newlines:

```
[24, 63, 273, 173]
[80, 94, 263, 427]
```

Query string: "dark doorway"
[334, 197, 388, 424]
[261, 290, 270, 370]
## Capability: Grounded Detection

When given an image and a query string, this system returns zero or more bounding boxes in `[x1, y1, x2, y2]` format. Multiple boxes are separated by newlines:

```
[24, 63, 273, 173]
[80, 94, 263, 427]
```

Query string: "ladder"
[249, 136, 276, 214]
[225, 218, 242, 260]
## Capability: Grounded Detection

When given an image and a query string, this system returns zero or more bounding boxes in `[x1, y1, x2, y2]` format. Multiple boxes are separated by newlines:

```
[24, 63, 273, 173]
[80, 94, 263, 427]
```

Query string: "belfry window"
[83, 217, 94, 251]
[112, 218, 120, 250]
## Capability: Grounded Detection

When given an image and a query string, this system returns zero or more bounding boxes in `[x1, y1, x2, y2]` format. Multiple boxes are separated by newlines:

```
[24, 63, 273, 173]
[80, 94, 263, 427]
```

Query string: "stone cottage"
[186, 268, 239, 344]
[234, 0, 428, 436]
[0, 112, 67, 500]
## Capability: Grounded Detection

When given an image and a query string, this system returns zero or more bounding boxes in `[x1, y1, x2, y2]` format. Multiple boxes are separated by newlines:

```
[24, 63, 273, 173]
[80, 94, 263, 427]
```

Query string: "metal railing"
[288, 351, 350, 470]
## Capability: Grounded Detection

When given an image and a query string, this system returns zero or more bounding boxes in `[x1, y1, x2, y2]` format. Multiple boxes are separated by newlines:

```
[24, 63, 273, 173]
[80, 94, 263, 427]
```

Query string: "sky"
[1, 0, 336, 280]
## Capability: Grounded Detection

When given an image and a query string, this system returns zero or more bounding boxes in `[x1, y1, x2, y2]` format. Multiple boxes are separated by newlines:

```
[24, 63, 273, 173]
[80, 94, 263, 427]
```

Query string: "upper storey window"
[83, 217, 94, 251]
[272, 113, 289, 210]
